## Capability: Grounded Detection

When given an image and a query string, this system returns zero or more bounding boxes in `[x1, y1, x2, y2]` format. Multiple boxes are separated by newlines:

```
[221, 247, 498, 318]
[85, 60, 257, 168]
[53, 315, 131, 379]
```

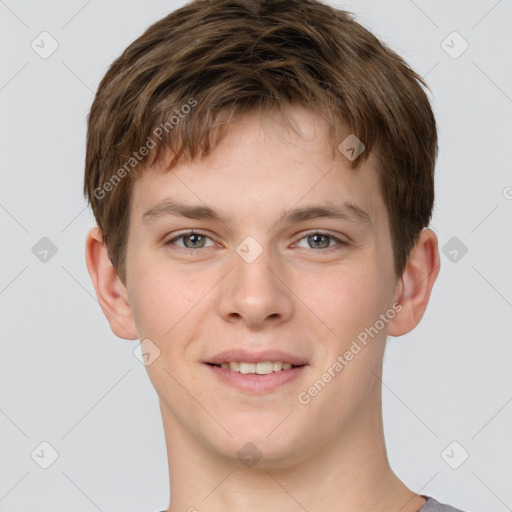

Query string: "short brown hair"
[84, 0, 437, 284]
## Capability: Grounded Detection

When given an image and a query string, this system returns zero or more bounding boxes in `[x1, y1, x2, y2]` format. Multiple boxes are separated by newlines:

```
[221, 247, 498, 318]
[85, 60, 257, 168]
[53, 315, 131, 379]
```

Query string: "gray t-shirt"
[420, 496, 466, 511]
[157, 496, 467, 511]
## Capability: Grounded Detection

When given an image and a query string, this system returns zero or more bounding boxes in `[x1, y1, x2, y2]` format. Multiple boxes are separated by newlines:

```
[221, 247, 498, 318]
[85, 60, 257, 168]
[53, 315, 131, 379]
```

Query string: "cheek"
[301, 265, 387, 339]
[128, 260, 211, 351]
[127, 262, 180, 337]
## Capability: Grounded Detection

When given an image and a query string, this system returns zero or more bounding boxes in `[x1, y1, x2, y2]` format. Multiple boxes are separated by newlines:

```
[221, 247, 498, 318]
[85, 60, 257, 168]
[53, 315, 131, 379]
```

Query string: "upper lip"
[205, 349, 308, 366]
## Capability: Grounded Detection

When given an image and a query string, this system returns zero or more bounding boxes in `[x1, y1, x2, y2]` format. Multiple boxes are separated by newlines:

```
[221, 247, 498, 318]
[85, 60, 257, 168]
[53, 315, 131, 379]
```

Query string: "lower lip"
[205, 364, 307, 393]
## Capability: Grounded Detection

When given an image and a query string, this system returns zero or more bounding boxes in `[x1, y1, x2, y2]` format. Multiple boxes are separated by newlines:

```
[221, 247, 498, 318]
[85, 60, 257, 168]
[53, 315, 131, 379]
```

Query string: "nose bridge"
[235, 235, 276, 289]
[217, 234, 293, 326]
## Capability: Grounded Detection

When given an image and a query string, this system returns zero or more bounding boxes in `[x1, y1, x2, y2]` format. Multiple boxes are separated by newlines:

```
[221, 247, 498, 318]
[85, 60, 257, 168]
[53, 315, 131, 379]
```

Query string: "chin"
[212, 420, 309, 469]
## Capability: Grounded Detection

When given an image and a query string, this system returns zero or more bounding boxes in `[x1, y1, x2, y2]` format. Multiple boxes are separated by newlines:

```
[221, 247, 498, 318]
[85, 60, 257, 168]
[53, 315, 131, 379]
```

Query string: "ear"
[85, 226, 138, 340]
[388, 228, 440, 337]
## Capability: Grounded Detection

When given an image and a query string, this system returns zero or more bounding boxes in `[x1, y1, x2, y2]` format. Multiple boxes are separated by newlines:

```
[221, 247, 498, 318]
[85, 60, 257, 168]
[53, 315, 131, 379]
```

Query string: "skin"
[86, 106, 440, 512]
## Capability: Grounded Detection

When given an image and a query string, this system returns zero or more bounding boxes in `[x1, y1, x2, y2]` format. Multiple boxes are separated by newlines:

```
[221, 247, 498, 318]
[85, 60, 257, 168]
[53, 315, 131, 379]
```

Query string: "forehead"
[130, 106, 386, 229]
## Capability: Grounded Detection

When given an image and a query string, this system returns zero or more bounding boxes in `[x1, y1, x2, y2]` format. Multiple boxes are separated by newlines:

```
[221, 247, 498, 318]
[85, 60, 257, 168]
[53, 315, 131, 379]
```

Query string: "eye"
[164, 230, 347, 252]
[165, 231, 216, 250]
[295, 232, 347, 250]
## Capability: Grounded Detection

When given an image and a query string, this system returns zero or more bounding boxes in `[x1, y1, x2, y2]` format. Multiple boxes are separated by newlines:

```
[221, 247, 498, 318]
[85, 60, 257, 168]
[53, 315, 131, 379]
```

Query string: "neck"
[159, 391, 426, 512]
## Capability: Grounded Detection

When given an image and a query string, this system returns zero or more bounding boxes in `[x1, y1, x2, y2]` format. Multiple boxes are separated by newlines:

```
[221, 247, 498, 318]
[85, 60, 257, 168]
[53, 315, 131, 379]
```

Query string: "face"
[123, 106, 401, 467]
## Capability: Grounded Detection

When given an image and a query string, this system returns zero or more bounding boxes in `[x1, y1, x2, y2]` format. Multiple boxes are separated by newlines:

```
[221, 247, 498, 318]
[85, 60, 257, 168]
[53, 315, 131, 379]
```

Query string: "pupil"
[185, 234, 204, 248]
[310, 234, 328, 248]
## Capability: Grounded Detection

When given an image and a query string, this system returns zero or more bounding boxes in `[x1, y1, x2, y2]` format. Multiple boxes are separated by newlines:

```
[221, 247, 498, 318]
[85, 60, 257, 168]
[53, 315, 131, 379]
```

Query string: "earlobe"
[85, 226, 139, 340]
[388, 228, 440, 337]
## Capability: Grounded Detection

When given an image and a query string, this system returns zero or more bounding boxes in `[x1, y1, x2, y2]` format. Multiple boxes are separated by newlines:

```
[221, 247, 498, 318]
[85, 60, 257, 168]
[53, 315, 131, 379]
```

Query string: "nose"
[216, 238, 294, 329]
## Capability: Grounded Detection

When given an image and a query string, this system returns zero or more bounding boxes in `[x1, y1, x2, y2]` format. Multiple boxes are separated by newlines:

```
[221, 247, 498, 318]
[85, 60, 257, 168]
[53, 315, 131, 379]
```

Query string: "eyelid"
[164, 230, 216, 247]
[292, 230, 348, 249]
[164, 229, 348, 251]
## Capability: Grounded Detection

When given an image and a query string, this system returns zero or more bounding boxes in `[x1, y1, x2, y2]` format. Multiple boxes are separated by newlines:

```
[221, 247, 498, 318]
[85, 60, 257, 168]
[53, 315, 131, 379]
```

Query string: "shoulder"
[420, 496, 468, 512]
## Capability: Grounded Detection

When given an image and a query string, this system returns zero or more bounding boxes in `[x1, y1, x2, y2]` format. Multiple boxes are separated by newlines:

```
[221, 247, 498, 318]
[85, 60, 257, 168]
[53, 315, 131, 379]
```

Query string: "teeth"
[240, 362, 256, 374]
[217, 361, 297, 374]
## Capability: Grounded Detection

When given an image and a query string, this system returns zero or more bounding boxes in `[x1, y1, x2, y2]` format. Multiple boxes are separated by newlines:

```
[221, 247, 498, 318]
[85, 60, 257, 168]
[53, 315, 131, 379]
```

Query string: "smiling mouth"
[206, 361, 305, 374]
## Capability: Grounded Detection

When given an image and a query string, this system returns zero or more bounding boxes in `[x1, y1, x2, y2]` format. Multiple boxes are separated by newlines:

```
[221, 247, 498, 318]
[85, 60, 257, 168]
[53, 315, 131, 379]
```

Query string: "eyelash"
[164, 230, 347, 253]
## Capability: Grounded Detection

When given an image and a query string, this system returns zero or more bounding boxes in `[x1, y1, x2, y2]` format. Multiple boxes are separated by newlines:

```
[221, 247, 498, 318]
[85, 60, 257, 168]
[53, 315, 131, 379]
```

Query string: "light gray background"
[1, 1, 511, 511]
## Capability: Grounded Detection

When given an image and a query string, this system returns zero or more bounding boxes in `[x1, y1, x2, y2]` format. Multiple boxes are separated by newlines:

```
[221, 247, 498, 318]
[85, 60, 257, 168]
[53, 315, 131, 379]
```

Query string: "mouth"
[203, 349, 309, 393]
[205, 361, 305, 374]
[204, 362, 307, 393]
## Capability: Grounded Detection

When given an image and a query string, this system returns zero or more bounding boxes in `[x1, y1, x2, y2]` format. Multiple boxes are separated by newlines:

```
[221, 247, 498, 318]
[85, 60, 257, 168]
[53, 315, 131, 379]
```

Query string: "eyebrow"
[141, 199, 371, 226]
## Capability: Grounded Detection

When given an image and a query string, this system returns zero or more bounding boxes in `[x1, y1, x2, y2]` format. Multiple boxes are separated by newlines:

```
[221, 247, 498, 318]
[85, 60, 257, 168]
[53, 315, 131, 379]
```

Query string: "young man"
[83, 1, 465, 510]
